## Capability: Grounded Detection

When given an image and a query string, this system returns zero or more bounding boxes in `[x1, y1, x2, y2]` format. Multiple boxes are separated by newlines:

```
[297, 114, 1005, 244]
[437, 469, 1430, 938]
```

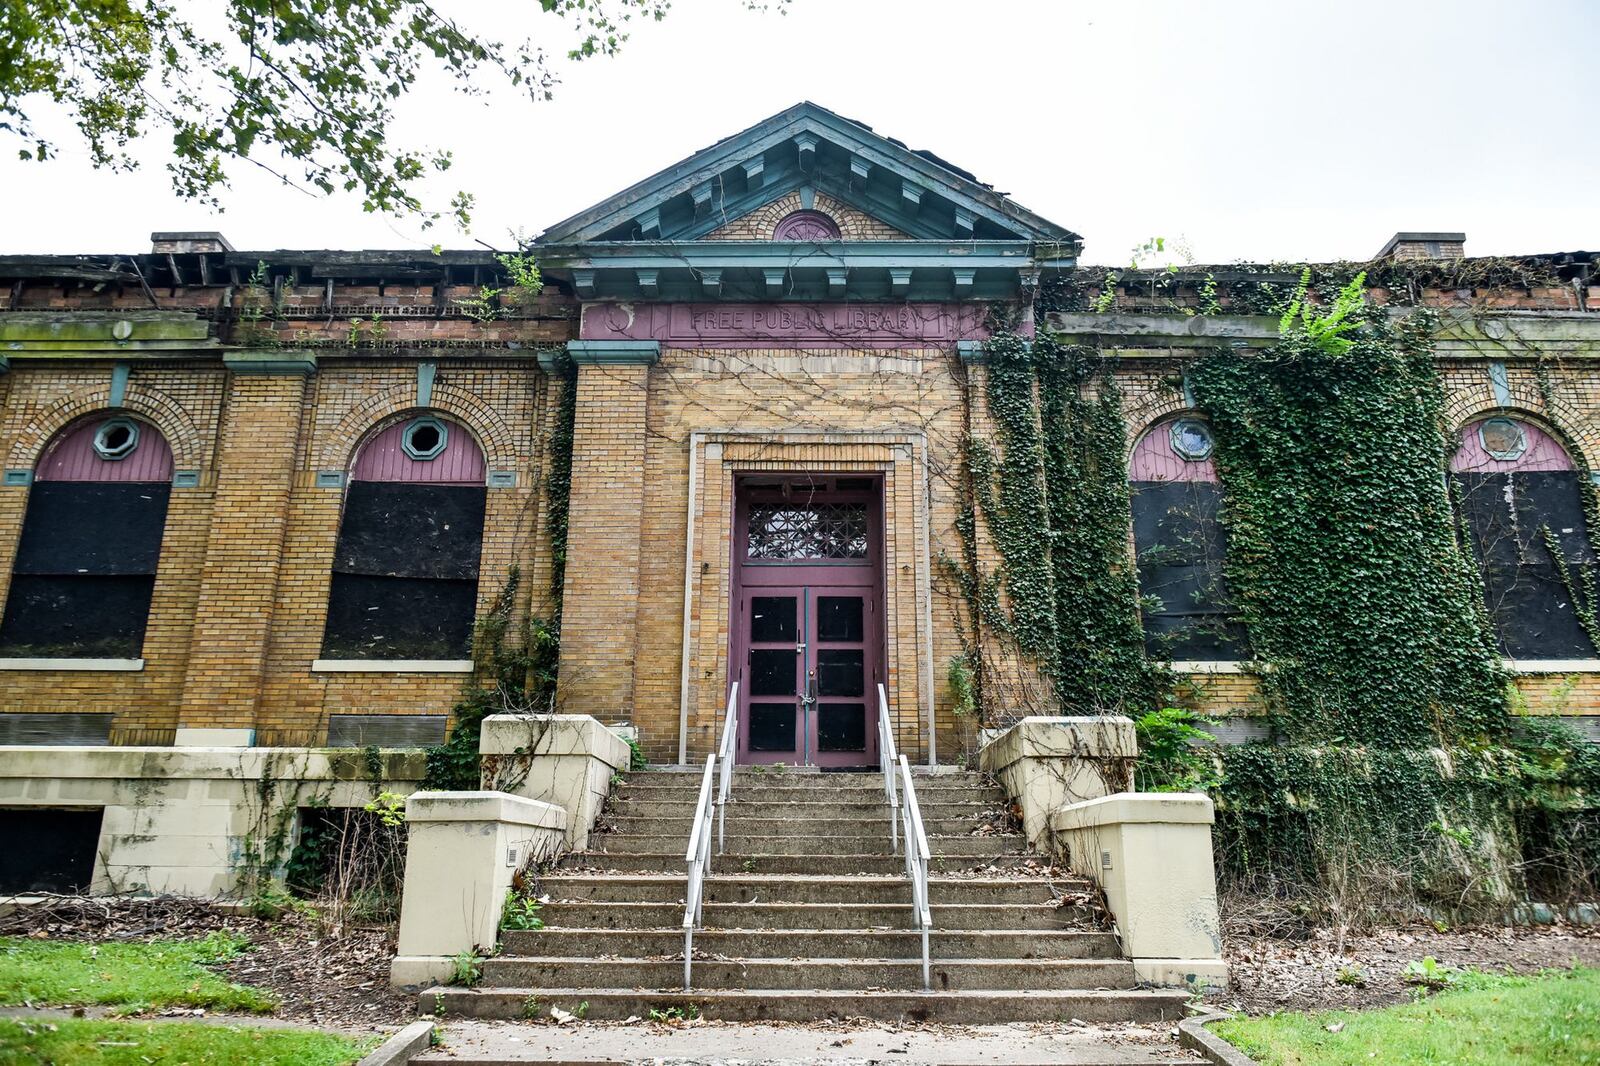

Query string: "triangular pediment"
[535, 102, 1078, 246]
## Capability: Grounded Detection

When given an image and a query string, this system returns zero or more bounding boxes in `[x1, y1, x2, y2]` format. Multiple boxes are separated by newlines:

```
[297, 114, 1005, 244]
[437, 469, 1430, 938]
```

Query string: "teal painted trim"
[108, 362, 130, 407]
[536, 102, 1078, 245]
[417, 361, 437, 407]
[316, 470, 346, 488]
[224, 350, 317, 374]
[536, 350, 569, 374]
[541, 239, 1060, 270]
[0, 355, 8, 374]
[956, 341, 988, 365]
[3, 469, 31, 486]
[486, 470, 517, 488]
[1488, 361, 1512, 407]
[566, 340, 661, 366]
[172, 469, 200, 488]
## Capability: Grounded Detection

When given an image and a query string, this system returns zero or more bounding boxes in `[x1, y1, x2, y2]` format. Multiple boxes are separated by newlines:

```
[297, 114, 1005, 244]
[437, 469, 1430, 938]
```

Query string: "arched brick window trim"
[0, 415, 175, 659]
[1451, 415, 1596, 659]
[321, 413, 488, 660]
[1128, 415, 1245, 661]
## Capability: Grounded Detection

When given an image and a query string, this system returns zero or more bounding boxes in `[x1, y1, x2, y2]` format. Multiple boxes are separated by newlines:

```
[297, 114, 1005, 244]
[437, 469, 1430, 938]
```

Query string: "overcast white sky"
[4, 0, 1597, 264]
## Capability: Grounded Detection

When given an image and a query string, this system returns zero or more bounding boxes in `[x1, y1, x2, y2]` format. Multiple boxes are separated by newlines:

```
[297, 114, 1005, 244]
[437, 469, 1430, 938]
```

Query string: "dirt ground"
[1212, 920, 1600, 1015]
[0, 896, 413, 1034]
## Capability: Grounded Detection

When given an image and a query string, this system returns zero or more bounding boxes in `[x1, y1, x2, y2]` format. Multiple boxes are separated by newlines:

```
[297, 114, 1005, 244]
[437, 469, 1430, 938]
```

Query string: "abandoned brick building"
[0, 103, 1596, 911]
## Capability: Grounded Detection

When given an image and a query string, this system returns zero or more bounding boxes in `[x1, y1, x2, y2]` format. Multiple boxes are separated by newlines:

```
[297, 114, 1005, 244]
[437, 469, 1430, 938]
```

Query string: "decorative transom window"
[1169, 419, 1214, 462]
[92, 417, 141, 461]
[747, 504, 868, 560]
[1478, 417, 1528, 461]
[401, 416, 448, 461]
[773, 210, 842, 241]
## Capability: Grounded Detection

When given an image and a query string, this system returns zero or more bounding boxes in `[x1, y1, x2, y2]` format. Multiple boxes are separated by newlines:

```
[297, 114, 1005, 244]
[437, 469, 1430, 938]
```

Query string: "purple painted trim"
[37, 416, 174, 482]
[352, 415, 485, 484]
[579, 302, 989, 348]
[1129, 417, 1219, 483]
[1451, 418, 1572, 473]
[773, 210, 842, 241]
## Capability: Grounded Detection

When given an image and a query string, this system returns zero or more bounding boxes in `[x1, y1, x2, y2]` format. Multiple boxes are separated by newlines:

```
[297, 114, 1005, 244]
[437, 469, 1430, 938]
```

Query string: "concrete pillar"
[478, 713, 631, 850]
[1051, 793, 1226, 989]
[554, 341, 658, 722]
[390, 791, 568, 988]
[978, 716, 1136, 845]
[175, 354, 315, 744]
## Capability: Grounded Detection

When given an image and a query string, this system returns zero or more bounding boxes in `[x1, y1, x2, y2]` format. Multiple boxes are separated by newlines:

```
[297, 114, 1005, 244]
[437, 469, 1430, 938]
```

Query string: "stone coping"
[978, 715, 1136, 772]
[1051, 792, 1215, 832]
[478, 713, 632, 764]
[404, 789, 568, 829]
[1178, 1011, 1259, 1066]
[0, 745, 428, 780]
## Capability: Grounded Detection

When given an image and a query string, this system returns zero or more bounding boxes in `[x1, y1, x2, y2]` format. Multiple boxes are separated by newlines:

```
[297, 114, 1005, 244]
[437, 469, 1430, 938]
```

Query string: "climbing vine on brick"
[952, 318, 1166, 719]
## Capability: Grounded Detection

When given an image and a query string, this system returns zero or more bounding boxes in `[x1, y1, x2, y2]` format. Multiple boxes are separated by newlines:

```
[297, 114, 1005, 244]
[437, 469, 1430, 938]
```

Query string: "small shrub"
[449, 950, 483, 988]
[1133, 707, 1220, 793]
[626, 737, 648, 771]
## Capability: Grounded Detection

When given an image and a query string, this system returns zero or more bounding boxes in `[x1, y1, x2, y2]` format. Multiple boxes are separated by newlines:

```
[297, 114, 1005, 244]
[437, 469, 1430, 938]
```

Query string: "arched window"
[1452, 416, 1596, 659]
[320, 414, 487, 661]
[1128, 416, 1245, 661]
[0, 415, 174, 658]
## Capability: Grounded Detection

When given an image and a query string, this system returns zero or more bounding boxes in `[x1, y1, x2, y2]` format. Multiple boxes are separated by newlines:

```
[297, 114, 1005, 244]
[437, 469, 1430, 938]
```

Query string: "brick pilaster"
[554, 341, 658, 723]
[177, 356, 315, 733]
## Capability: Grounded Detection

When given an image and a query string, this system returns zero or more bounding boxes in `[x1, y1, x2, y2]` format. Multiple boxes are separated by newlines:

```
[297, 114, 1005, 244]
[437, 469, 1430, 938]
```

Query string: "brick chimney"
[1376, 232, 1465, 260]
[150, 231, 233, 254]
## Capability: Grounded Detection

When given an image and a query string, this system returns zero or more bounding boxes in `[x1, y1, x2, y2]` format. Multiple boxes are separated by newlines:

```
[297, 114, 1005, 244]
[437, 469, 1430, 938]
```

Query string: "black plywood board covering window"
[1131, 480, 1247, 660]
[0, 482, 170, 658]
[0, 808, 103, 894]
[0, 574, 155, 657]
[332, 483, 486, 579]
[1454, 471, 1597, 658]
[321, 574, 479, 659]
[11, 483, 171, 575]
[321, 483, 486, 659]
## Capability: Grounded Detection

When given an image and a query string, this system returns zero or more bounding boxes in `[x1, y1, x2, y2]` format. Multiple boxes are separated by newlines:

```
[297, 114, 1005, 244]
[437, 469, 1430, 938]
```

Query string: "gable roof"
[535, 102, 1079, 247]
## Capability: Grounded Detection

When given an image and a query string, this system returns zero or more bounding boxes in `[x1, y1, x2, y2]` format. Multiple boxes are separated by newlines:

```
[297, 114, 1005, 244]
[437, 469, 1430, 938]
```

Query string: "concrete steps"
[417, 766, 1181, 1027]
[532, 873, 1086, 904]
[424, 987, 1192, 1025]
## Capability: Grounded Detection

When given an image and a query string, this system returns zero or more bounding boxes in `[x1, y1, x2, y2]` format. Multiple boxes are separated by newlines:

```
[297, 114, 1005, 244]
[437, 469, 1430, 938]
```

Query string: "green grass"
[1213, 966, 1600, 1066]
[0, 1017, 369, 1065]
[0, 932, 276, 1014]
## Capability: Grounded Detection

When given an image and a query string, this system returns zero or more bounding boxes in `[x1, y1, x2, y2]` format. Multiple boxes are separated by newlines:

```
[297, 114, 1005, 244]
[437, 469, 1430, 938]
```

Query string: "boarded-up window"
[0, 416, 173, 658]
[321, 414, 486, 660]
[1129, 417, 1246, 661]
[1452, 418, 1596, 659]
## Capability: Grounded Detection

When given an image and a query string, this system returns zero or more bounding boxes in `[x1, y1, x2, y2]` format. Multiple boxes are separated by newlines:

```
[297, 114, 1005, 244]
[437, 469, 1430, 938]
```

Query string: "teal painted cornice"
[566, 340, 661, 366]
[536, 102, 1080, 247]
[224, 350, 318, 374]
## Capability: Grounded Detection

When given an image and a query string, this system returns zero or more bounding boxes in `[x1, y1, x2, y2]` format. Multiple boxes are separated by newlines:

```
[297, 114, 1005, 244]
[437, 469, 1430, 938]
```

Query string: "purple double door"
[730, 476, 883, 767]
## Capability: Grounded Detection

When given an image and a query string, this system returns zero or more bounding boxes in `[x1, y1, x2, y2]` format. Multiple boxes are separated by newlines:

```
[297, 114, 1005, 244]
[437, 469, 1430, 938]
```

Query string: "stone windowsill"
[1169, 660, 1247, 674]
[311, 659, 474, 674]
[0, 657, 144, 672]
[1502, 659, 1600, 674]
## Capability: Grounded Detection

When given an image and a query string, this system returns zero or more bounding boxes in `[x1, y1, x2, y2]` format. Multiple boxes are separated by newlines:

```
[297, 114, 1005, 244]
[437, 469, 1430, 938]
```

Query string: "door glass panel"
[817, 703, 866, 751]
[749, 596, 796, 643]
[816, 649, 864, 697]
[816, 596, 863, 642]
[749, 649, 795, 696]
[749, 704, 797, 751]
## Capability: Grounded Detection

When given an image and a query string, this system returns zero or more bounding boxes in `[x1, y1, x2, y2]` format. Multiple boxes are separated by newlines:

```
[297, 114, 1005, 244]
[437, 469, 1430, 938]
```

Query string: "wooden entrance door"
[731, 476, 883, 767]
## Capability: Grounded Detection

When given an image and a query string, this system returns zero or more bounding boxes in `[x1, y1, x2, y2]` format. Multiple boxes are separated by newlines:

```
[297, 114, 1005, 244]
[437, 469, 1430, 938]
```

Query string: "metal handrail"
[877, 684, 900, 856]
[682, 751, 717, 990]
[715, 681, 739, 854]
[878, 684, 931, 990]
[899, 754, 933, 991]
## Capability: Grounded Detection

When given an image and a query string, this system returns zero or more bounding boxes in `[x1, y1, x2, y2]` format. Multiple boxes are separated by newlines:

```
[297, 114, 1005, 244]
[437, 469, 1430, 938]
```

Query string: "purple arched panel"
[351, 415, 485, 485]
[1129, 418, 1219, 483]
[773, 210, 842, 241]
[1450, 418, 1573, 474]
[36, 416, 174, 483]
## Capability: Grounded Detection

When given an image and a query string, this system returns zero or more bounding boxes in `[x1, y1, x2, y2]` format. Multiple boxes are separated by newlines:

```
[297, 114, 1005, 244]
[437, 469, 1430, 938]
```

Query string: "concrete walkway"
[415, 1019, 1205, 1065]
